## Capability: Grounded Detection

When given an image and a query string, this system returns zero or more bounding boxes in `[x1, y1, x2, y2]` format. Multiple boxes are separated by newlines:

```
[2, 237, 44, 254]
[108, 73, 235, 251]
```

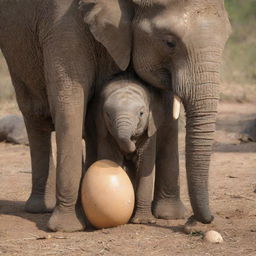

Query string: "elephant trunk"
[115, 119, 136, 154]
[180, 66, 220, 223]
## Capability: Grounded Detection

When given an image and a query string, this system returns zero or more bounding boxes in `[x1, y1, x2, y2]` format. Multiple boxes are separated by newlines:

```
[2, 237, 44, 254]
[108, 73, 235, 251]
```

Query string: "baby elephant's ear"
[79, 0, 133, 71]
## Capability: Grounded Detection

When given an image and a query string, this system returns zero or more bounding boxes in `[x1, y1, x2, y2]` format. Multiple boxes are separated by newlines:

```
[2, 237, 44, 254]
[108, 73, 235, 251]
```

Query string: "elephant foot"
[25, 194, 56, 213]
[183, 215, 215, 234]
[47, 205, 85, 232]
[131, 212, 156, 224]
[153, 198, 186, 220]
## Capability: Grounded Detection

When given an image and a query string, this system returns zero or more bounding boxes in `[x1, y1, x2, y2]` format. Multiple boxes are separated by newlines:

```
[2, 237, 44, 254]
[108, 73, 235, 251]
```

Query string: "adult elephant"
[79, 0, 231, 226]
[0, 0, 132, 232]
[0, 0, 230, 232]
[1, 0, 186, 233]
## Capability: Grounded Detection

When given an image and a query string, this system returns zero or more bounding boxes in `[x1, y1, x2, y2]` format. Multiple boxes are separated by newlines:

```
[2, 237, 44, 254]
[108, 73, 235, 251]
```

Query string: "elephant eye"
[166, 40, 177, 49]
[139, 111, 144, 117]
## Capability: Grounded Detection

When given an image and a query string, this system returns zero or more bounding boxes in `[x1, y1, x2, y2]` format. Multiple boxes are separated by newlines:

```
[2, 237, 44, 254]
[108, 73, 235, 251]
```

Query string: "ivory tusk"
[173, 95, 181, 120]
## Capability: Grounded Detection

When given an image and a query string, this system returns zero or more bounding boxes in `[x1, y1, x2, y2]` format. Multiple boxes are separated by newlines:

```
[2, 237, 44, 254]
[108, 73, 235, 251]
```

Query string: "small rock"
[36, 234, 52, 240]
[0, 115, 28, 145]
[227, 175, 238, 179]
[204, 230, 223, 243]
[239, 134, 253, 143]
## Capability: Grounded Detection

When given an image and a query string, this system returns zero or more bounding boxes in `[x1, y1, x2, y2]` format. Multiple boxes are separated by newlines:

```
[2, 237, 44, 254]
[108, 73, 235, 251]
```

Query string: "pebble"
[204, 230, 223, 243]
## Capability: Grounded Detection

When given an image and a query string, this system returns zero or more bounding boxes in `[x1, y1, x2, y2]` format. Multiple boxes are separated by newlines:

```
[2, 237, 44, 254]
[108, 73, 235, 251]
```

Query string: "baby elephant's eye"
[139, 111, 144, 117]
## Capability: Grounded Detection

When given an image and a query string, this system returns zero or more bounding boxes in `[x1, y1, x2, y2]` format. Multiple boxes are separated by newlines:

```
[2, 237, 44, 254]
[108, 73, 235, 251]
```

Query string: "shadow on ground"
[214, 112, 256, 153]
[214, 141, 256, 153]
[0, 200, 51, 232]
[0, 200, 188, 235]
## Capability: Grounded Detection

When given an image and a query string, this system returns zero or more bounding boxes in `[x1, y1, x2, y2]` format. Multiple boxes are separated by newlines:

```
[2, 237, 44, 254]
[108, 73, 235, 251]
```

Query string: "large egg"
[81, 160, 135, 228]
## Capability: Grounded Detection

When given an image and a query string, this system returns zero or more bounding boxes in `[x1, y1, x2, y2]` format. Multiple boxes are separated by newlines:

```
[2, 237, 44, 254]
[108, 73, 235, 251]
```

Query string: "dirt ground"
[0, 102, 255, 256]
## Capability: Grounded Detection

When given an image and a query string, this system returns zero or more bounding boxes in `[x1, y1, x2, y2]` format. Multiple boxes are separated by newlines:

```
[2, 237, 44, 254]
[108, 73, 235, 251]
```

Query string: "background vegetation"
[0, 0, 256, 104]
[222, 0, 256, 84]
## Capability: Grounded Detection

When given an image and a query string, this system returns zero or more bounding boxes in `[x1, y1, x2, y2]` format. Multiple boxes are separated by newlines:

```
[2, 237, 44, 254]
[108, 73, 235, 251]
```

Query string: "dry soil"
[0, 103, 255, 256]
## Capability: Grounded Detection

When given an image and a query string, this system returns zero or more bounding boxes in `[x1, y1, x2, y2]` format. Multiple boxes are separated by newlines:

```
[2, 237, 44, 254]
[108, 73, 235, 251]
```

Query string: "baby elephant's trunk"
[118, 137, 136, 154]
[115, 121, 136, 154]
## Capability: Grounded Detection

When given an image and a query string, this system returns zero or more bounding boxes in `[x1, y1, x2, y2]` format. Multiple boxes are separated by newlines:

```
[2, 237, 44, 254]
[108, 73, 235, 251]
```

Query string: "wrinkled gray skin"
[0, 0, 123, 232]
[86, 74, 184, 224]
[0, 115, 28, 145]
[79, 0, 231, 226]
[0, 0, 231, 232]
[0, 0, 183, 232]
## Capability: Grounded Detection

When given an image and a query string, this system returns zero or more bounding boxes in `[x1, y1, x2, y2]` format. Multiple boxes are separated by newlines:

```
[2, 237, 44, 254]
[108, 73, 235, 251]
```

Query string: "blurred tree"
[223, 0, 256, 84]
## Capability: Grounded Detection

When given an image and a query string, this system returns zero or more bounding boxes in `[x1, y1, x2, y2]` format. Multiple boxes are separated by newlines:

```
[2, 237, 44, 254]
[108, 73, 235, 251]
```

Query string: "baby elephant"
[85, 74, 168, 224]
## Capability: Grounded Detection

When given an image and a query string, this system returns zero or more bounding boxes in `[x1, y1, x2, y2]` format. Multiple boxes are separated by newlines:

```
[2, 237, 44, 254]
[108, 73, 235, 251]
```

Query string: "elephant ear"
[79, 0, 133, 71]
[147, 91, 164, 138]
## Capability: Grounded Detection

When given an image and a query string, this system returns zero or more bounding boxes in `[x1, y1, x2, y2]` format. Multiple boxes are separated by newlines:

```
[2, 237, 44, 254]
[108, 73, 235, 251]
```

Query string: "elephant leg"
[131, 137, 156, 224]
[24, 115, 56, 213]
[153, 117, 186, 220]
[97, 136, 124, 166]
[84, 136, 97, 171]
[43, 31, 94, 232]
[47, 92, 86, 232]
[84, 109, 98, 171]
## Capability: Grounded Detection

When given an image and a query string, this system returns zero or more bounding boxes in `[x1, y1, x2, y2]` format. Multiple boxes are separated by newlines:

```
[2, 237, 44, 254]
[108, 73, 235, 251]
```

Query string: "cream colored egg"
[204, 230, 223, 243]
[81, 160, 135, 228]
